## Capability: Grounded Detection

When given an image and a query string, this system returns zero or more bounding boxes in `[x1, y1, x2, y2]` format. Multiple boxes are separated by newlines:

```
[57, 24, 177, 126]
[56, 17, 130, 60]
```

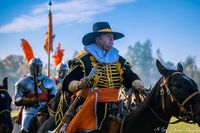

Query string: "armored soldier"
[14, 57, 57, 133]
[51, 62, 68, 91]
[62, 22, 144, 132]
[51, 62, 69, 114]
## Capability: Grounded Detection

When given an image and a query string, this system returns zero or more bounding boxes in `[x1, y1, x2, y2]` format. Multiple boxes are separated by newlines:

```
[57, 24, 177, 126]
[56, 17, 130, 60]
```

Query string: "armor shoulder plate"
[15, 75, 34, 93]
[39, 75, 56, 89]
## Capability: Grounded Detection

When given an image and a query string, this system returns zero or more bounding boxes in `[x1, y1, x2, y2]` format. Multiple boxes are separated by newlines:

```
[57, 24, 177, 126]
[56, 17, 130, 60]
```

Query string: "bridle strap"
[162, 75, 199, 115]
[150, 107, 181, 124]
[157, 72, 200, 124]
[181, 91, 199, 107]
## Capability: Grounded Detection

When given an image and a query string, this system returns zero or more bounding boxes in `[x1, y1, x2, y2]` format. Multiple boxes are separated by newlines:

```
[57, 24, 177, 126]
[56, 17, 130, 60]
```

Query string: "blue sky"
[0, 0, 200, 67]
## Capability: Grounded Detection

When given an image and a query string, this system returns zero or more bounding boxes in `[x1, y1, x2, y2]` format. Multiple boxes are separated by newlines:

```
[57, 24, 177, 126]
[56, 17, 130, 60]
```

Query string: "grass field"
[167, 117, 200, 133]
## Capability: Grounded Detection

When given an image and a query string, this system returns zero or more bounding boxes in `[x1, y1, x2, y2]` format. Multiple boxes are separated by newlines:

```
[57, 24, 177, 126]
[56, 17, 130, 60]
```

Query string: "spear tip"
[49, 0, 52, 6]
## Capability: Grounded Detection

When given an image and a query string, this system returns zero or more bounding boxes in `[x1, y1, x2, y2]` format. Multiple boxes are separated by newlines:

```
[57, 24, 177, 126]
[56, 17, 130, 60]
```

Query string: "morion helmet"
[56, 62, 68, 78]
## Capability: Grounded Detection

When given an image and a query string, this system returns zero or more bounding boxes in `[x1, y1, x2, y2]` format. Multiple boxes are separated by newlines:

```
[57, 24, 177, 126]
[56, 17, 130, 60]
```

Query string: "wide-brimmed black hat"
[82, 22, 124, 46]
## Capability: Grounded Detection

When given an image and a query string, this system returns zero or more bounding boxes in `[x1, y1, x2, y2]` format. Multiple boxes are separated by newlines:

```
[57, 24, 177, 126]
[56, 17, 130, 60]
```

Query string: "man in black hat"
[62, 22, 144, 132]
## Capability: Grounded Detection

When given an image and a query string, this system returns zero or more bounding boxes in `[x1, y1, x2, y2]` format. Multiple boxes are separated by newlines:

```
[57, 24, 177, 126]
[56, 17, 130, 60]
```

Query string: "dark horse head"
[124, 60, 200, 133]
[0, 77, 13, 133]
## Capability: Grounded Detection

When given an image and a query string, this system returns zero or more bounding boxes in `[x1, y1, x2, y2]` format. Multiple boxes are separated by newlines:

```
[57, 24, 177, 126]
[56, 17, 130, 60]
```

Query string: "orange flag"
[52, 43, 65, 66]
[44, 10, 54, 54]
[21, 39, 34, 63]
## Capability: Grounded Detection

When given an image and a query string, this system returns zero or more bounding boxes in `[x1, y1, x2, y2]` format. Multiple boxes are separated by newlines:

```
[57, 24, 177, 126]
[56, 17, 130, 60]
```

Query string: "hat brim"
[82, 32, 124, 46]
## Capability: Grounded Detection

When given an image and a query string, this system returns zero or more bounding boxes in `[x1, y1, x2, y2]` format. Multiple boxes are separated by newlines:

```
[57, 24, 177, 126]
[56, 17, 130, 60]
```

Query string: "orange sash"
[66, 91, 97, 133]
[66, 88, 120, 133]
[80, 88, 120, 102]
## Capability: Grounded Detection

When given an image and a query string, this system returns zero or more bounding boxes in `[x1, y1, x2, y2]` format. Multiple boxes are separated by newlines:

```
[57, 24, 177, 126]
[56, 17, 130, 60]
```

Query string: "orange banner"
[44, 10, 54, 54]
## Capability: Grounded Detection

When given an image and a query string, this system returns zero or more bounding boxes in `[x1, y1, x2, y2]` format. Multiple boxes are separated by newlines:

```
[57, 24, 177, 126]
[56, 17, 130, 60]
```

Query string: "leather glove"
[19, 97, 39, 106]
[68, 77, 93, 92]
[30, 97, 40, 104]
[132, 79, 144, 91]
[77, 77, 93, 90]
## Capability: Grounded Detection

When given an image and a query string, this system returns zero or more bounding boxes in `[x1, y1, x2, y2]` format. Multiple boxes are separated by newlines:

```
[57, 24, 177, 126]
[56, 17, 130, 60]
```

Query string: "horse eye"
[1, 94, 5, 98]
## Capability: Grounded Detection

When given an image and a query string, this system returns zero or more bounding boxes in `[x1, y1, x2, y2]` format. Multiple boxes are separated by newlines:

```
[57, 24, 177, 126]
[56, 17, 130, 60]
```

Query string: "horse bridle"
[0, 89, 11, 115]
[152, 71, 199, 124]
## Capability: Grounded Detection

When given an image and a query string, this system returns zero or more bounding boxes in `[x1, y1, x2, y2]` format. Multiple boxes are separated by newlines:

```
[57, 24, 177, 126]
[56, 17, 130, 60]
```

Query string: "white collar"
[84, 44, 119, 64]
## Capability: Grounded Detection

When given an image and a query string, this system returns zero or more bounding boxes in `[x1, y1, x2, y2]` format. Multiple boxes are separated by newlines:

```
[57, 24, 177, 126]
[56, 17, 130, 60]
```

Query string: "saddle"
[104, 88, 147, 133]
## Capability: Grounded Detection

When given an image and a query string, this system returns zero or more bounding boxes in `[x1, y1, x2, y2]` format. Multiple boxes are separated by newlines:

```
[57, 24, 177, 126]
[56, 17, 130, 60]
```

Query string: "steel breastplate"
[15, 74, 56, 96]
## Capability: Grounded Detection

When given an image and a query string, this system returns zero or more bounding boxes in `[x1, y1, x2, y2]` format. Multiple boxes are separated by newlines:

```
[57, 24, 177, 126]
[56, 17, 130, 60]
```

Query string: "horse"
[0, 77, 13, 133]
[123, 60, 200, 133]
[28, 90, 66, 133]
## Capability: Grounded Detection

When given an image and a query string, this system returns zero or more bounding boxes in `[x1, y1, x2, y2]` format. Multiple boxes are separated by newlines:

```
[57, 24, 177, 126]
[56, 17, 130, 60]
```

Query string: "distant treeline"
[125, 39, 200, 88]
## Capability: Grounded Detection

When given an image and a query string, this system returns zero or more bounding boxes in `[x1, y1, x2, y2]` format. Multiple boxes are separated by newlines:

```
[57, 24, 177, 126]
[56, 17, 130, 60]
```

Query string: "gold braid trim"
[90, 56, 100, 87]
[92, 62, 123, 88]
[90, 56, 96, 67]
[75, 58, 86, 77]
[116, 61, 124, 83]
[98, 103, 108, 130]
[47, 98, 56, 116]
[55, 93, 65, 126]
[48, 105, 55, 116]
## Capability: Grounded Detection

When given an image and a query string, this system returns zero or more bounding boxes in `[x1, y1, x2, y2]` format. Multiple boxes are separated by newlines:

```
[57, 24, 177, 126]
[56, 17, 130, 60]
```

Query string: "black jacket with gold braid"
[62, 52, 140, 93]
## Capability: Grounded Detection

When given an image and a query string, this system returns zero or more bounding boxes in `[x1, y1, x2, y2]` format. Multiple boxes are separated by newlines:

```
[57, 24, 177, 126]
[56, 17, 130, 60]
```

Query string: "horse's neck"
[124, 102, 172, 133]
[150, 103, 172, 127]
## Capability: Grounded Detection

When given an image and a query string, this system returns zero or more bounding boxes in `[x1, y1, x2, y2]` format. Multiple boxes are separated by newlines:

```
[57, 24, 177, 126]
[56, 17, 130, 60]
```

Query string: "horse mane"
[128, 78, 162, 121]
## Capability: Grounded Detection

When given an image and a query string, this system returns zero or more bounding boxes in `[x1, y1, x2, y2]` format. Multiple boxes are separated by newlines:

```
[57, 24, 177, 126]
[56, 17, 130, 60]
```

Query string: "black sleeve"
[120, 57, 140, 89]
[62, 58, 84, 92]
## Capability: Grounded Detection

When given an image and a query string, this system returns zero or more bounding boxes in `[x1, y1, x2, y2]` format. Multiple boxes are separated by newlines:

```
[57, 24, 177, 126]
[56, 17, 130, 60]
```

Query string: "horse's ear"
[156, 59, 168, 76]
[177, 63, 183, 72]
[3, 77, 8, 90]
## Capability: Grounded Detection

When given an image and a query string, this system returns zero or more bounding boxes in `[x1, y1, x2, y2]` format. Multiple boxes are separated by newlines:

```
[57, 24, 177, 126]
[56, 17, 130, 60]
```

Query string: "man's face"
[96, 33, 114, 51]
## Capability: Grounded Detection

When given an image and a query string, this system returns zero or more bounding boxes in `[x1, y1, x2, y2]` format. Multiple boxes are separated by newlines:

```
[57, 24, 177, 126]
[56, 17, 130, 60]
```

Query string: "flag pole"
[47, 0, 52, 77]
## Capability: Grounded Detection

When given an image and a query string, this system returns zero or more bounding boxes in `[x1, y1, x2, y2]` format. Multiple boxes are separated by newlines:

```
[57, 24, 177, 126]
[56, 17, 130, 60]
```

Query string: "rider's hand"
[77, 77, 93, 90]
[132, 79, 144, 91]
[16, 97, 39, 106]
[68, 77, 93, 92]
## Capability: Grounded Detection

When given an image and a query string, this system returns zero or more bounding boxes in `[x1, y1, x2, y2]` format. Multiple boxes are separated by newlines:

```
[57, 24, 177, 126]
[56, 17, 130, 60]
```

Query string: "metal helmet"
[29, 57, 43, 76]
[56, 62, 68, 78]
